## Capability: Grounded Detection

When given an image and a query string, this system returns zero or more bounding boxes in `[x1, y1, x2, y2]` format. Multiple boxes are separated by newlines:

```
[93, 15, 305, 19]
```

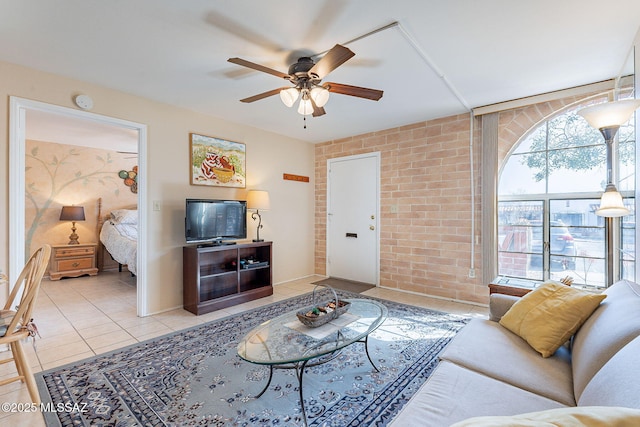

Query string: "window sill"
[490, 276, 605, 295]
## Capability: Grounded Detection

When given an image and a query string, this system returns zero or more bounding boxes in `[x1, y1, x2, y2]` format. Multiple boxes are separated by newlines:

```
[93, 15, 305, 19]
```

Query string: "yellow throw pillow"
[450, 406, 640, 427]
[499, 281, 606, 357]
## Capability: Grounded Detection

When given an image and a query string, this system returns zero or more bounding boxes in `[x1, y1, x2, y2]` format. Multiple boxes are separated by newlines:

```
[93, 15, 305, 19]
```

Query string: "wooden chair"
[0, 244, 51, 403]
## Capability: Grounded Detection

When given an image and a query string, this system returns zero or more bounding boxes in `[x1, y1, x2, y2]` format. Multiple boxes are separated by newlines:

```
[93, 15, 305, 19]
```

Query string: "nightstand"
[50, 243, 99, 280]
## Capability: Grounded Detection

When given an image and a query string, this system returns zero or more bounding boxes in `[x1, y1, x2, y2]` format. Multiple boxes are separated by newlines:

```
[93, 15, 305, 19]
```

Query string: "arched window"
[497, 97, 635, 288]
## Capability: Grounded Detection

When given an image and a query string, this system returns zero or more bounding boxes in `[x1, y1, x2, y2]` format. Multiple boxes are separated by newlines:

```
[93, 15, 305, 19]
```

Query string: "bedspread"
[100, 220, 137, 275]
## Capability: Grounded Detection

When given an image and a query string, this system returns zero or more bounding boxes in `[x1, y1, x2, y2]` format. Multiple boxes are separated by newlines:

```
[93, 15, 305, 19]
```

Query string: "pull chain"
[303, 116, 307, 129]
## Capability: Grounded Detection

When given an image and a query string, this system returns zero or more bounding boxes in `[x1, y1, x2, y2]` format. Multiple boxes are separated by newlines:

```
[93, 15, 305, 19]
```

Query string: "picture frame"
[190, 133, 246, 188]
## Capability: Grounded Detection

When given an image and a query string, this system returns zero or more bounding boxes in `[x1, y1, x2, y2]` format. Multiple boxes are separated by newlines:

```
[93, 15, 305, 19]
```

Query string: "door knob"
[369, 225, 375, 230]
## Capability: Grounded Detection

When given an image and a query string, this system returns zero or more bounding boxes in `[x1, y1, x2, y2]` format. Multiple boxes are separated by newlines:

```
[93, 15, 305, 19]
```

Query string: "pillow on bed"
[111, 209, 138, 225]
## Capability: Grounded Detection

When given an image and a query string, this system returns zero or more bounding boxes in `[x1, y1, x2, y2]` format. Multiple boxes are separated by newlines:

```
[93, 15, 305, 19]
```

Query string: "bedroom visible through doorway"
[9, 97, 149, 316]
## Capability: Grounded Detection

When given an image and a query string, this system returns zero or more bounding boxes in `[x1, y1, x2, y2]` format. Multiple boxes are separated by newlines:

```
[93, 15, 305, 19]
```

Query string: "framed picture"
[190, 133, 246, 188]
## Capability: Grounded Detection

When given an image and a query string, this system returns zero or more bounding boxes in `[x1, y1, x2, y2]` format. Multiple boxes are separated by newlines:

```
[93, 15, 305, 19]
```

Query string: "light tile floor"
[0, 271, 487, 426]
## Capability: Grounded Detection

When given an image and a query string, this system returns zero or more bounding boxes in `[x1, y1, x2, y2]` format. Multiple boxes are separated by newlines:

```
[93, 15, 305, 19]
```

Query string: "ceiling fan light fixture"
[229, 44, 383, 119]
[279, 87, 299, 108]
[297, 97, 313, 116]
[310, 86, 330, 108]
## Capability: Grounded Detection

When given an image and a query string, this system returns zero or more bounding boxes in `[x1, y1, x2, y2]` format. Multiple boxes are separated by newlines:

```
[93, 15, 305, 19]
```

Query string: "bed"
[97, 199, 138, 276]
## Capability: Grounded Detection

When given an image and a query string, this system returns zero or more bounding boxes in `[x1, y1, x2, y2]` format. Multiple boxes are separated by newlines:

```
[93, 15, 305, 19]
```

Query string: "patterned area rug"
[36, 291, 468, 426]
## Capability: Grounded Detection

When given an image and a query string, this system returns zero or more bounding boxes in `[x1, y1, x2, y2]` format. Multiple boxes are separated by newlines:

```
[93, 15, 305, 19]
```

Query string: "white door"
[327, 153, 379, 284]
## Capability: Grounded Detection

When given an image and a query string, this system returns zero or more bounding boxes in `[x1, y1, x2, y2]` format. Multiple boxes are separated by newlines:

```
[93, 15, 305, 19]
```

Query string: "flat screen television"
[185, 199, 247, 244]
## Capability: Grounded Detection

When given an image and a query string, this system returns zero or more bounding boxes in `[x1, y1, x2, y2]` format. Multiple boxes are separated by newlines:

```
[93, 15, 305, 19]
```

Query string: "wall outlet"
[468, 268, 476, 278]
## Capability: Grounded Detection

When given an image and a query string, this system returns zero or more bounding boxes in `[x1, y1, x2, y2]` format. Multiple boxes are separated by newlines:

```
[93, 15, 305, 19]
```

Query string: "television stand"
[183, 241, 273, 315]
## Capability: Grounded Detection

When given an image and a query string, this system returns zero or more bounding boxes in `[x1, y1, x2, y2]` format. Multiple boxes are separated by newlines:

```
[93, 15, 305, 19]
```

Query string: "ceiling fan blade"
[323, 82, 383, 101]
[301, 0, 348, 45]
[310, 96, 326, 117]
[228, 58, 290, 80]
[206, 11, 284, 54]
[240, 88, 287, 103]
[312, 108, 326, 117]
[309, 44, 355, 79]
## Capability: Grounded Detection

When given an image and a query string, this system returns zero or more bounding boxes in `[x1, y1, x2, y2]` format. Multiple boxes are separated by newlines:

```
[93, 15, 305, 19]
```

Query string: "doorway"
[9, 97, 149, 316]
[327, 153, 380, 285]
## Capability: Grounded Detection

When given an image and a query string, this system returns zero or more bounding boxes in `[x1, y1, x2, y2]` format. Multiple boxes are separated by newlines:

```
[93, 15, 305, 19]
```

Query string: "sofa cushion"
[578, 336, 640, 409]
[389, 360, 566, 427]
[450, 406, 640, 427]
[489, 293, 519, 321]
[499, 281, 606, 357]
[572, 280, 640, 400]
[440, 318, 575, 406]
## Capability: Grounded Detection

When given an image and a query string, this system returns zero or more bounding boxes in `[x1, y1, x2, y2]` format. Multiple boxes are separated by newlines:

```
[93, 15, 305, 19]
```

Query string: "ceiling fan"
[228, 44, 383, 118]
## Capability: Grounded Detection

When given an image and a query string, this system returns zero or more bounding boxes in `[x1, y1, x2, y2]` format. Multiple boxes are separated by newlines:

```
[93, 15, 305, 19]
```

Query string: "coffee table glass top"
[237, 299, 388, 365]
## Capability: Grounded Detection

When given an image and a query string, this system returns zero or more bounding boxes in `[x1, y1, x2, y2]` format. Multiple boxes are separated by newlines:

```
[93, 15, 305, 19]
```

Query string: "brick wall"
[497, 97, 592, 164]
[315, 114, 485, 304]
[315, 91, 607, 305]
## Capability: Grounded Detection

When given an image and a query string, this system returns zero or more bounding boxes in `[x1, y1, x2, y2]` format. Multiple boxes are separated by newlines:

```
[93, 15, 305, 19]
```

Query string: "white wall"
[0, 60, 315, 314]
[635, 30, 640, 283]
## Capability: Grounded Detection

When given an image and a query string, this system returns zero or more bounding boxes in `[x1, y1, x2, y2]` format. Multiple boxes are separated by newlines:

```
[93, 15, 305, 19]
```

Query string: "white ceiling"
[3, 0, 640, 146]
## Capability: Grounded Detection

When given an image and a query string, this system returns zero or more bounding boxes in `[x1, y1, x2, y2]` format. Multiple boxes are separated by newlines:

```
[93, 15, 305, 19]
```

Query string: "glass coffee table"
[237, 299, 387, 424]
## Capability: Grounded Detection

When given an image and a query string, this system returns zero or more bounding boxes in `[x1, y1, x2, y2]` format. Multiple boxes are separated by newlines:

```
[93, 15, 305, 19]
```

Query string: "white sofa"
[390, 280, 640, 426]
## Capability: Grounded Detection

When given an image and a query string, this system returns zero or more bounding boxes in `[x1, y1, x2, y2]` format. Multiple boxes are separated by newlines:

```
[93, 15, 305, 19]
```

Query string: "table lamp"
[59, 205, 85, 245]
[247, 190, 270, 242]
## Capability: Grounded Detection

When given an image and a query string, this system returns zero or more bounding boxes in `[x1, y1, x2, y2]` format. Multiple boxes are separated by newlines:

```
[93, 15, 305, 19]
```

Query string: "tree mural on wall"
[25, 144, 123, 256]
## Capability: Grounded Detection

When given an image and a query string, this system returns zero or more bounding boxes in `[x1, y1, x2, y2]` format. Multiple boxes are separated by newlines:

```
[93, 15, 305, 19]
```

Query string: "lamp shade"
[279, 87, 299, 107]
[297, 97, 313, 116]
[577, 99, 640, 130]
[310, 86, 330, 107]
[247, 190, 270, 211]
[59, 205, 85, 221]
[596, 184, 630, 217]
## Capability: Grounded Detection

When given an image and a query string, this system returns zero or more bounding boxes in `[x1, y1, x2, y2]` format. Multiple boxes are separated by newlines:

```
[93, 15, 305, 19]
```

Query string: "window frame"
[496, 98, 636, 288]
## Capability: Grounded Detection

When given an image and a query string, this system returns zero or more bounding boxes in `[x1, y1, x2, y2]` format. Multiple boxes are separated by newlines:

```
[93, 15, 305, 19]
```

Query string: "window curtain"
[481, 113, 499, 285]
